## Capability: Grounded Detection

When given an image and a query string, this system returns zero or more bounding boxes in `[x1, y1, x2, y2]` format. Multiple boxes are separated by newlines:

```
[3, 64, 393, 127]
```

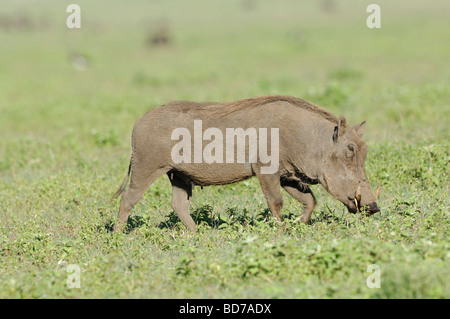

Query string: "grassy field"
[0, 0, 449, 298]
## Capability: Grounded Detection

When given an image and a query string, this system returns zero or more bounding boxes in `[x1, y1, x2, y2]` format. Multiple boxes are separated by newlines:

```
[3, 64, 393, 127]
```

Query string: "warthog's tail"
[110, 161, 131, 200]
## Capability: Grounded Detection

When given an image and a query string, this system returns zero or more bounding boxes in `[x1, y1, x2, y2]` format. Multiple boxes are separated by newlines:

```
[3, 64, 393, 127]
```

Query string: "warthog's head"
[320, 117, 380, 216]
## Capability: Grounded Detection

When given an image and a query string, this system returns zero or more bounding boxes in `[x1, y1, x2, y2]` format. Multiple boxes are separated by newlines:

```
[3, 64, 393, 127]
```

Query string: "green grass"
[0, 0, 449, 298]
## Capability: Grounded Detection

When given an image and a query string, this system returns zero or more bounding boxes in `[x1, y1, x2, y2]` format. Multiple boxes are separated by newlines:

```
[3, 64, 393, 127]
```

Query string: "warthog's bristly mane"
[223, 95, 339, 123]
[165, 95, 339, 124]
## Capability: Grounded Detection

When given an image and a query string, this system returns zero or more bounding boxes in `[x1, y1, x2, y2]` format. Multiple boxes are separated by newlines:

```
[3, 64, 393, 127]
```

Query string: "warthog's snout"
[346, 185, 380, 216]
[364, 202, 380, 215]
[347, 199, 380, 215]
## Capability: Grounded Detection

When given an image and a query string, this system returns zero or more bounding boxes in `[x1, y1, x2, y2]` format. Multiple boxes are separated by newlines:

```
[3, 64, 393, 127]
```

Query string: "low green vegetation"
[0, 0, 448, 298]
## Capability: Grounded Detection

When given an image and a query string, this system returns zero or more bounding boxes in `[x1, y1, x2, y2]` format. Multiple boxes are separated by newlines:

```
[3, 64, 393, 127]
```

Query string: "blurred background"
[1, 0, 449, 144]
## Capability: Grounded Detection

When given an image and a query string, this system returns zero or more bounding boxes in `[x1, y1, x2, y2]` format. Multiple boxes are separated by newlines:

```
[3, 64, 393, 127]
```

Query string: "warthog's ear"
[333, 117, 347, 142]
[353, 121, 366, 138]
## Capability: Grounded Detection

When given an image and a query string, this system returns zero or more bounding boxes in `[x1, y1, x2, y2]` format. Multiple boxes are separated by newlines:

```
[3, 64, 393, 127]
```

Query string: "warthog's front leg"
[281, 179, 316, 224]
[256, 173, 283, 222]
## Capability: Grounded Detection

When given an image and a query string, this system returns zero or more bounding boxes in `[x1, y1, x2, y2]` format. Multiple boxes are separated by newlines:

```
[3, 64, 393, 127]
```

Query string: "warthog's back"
[157, 95, 338, 122]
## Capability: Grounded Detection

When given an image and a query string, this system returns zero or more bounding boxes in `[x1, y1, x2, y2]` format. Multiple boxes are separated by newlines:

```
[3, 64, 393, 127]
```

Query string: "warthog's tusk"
[356, 185, 361, 202]
[354, 198, 359, 212]
[354, 185, 361, 211]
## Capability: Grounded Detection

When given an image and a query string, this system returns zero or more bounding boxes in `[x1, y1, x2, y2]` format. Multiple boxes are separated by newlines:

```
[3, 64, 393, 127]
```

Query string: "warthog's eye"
[346, 143, 356, 158]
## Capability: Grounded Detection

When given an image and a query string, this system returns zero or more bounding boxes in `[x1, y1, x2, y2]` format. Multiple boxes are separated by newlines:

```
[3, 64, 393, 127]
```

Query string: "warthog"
[112, 95, 379, 231]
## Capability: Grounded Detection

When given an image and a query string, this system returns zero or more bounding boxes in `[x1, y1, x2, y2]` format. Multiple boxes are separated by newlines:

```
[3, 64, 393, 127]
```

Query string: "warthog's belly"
[170, 162, 254, 186]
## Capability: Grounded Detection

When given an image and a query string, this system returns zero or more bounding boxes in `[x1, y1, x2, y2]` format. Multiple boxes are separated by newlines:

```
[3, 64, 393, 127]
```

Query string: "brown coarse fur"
[162, 95, 339, 123]
[218, 95, 339, 123]
[112, 95, 379, 232]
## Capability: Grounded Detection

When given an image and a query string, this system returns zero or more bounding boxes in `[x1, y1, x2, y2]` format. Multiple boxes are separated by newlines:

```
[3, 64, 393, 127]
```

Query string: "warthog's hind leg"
[168, 172, 196, 231]
[281, 179, 316, 224]
[114, 167, 168, 232]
